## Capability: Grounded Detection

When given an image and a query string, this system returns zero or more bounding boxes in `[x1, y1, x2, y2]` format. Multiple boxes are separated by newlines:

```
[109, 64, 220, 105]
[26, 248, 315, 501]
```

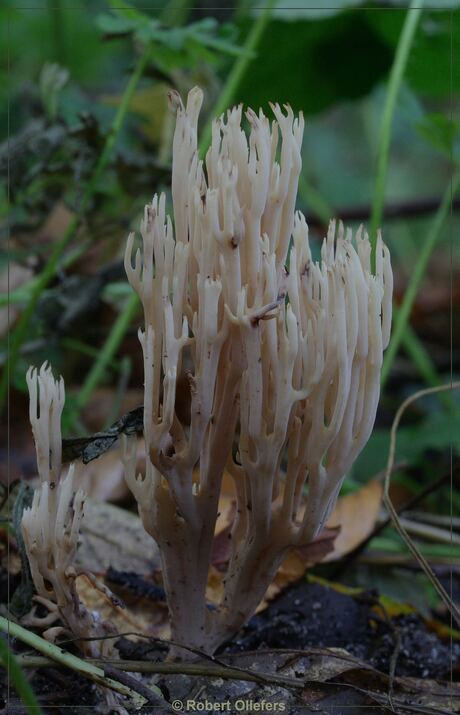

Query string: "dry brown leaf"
[78, 472, 377, 637]
[206, 528, 339, 614]
[262, 527, 340, 608]
[207, 473, 341, 610]
[324, 479, 383, 562]
[76, 573, 155, 639]
[77, 497, 160, 575]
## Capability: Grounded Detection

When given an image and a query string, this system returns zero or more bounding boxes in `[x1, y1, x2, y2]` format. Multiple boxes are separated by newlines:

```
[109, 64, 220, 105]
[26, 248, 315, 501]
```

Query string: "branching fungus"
[123, 87, 393, 654]
[21, 364, 117, 659]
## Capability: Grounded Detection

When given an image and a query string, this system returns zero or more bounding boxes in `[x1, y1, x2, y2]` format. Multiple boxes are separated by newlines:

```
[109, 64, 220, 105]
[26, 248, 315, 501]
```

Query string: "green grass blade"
[370, 0, 424, 262]
[70, 292, 139, 424]
[0, 632, 44, 714]
[382, 169, 460, 388]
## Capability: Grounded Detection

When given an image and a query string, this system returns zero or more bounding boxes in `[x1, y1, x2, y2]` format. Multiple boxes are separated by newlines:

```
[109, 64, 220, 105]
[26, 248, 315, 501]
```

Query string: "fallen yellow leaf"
[324, 480, 383, 561]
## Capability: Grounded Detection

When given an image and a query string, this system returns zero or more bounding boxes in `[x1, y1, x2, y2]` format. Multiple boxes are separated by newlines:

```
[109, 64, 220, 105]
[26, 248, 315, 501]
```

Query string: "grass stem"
[72, 292, 139, 420]
[381, 169, 460, 388]
[0, 633, 43, 714]
[0, 616, 149, 708]
[370, 0, 423, 262]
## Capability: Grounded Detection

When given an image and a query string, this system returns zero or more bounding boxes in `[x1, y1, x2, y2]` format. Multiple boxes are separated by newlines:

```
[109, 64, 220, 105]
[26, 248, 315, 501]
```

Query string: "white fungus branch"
[21, 364, 119, 668]
[123, 87, 393, 654]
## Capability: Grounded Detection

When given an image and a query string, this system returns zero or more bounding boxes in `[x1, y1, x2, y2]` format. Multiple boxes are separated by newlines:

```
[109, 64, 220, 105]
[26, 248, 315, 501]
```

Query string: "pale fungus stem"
[122, 88, 393, 654]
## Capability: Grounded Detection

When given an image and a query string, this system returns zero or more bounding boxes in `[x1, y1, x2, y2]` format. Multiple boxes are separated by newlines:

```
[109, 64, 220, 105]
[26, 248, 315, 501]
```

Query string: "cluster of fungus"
[22, 87, 392, 660]
[21, 366, 123, 708]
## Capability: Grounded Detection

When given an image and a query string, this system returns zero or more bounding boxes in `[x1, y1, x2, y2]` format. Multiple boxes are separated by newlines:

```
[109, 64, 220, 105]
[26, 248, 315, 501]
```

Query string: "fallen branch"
[303, 194, 460, 232]
[14, 654, 307, 690]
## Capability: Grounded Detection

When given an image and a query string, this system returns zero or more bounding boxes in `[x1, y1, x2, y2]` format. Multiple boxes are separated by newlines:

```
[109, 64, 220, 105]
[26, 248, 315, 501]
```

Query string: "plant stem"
[332, 462, 458, 578]
[72, 292, 139, 418]
[0, 616, 148, 707]
[396, 516, 460, 545]
[370, 0, 423, 262]
[383, 382, 460, 627]
[1, 44, 152, 410]
[398, 320, 455, 411]
[15, 654, 307, 690]
[198, 0, 277, 158]
[61, 337, 121, 370]
[381, 169, 460, 388]
[0, 634, 43, 714]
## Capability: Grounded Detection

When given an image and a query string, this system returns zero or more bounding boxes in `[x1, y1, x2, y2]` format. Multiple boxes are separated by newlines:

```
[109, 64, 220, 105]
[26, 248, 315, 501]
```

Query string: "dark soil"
[224, 579, 459, 680]
[2, 578, 458, 713]
[1, 658, 98, 714]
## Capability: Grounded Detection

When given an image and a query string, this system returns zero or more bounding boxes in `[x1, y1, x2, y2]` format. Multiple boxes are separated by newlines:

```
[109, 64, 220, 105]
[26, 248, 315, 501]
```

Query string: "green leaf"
[106, 0, 152, 26]
[353, 408, 460, 481]
[265, 0, 365, 20]
[96, 12, 139, 36]
[190, 22, 254, 59]
[366, 8, 460, 97]
[96, 7, 246, 66]
[234, 12, 392, 115]
[417, 113, 460, 161]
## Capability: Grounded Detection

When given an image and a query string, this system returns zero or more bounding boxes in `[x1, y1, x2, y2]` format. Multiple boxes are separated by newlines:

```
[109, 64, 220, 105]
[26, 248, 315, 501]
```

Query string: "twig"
[326, 678, 453, 715]
[405, 511, 460, 530]
[383, 383, 460, 626]
[387, 626, 402, 713]
[0, 616, 160, 708]
[102, 663, 168, 707]
[16, 654, 306, 690]
[396, 516, 460, 546]
[51, 629, 292, 688]
[303, 194, 460, 229]
[332, 462, 459, 578]
[62, 405, 143, 463]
